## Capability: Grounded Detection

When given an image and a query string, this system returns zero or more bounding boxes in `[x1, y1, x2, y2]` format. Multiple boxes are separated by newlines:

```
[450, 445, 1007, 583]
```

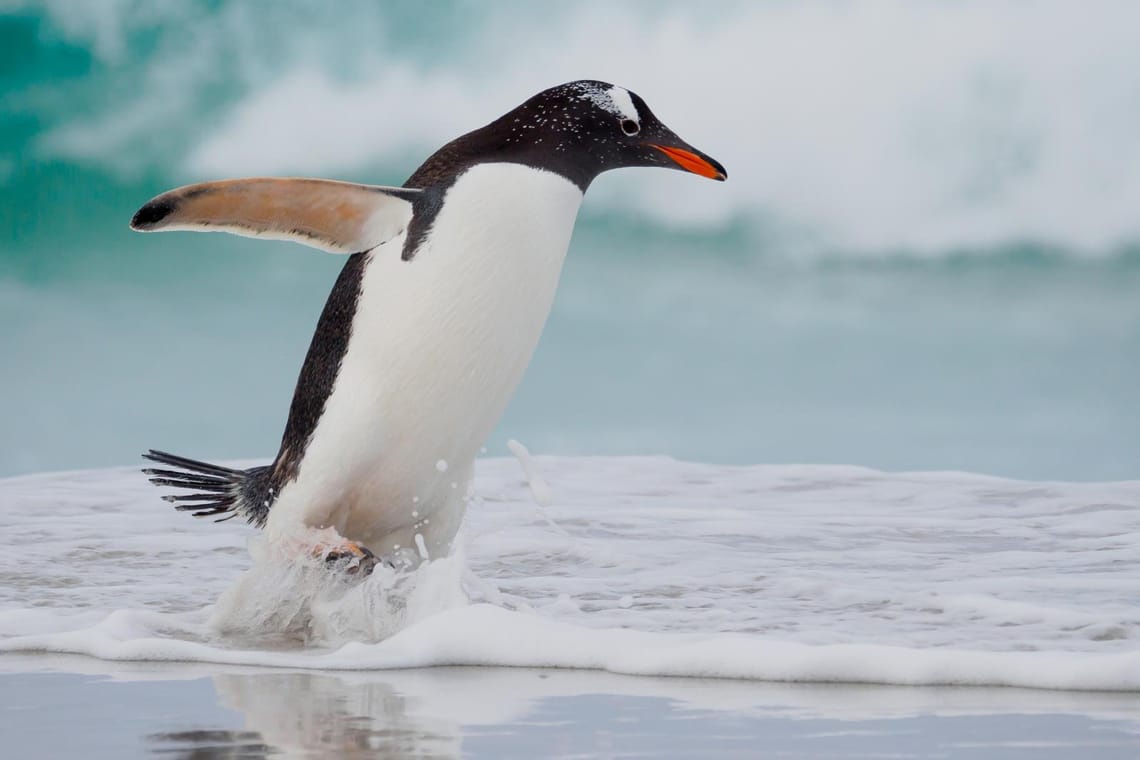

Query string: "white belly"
[266, 163, 583, 555]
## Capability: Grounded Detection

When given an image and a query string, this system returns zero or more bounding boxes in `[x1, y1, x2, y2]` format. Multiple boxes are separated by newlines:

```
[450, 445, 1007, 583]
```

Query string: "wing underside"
[130, 177, 420, 253]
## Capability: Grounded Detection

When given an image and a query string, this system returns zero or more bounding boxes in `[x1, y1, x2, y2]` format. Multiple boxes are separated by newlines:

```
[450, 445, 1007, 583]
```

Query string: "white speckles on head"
[576, 83, 640, 127]
[435, 459, 448, 472]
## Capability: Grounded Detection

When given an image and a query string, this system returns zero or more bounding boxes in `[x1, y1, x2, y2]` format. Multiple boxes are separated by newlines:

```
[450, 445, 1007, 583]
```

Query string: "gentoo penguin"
[134, 80, 725, 571]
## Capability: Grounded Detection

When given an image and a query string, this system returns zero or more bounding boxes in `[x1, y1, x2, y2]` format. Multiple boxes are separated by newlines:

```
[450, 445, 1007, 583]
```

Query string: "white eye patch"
[606, 86, 640, 125]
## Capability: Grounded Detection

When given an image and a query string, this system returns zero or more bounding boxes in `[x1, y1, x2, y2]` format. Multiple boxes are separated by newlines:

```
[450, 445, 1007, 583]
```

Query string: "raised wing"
[129, 178, 421, 254]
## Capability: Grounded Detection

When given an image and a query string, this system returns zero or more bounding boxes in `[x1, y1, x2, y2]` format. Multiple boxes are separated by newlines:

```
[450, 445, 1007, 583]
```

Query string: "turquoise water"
[3, 1, 1138, 480]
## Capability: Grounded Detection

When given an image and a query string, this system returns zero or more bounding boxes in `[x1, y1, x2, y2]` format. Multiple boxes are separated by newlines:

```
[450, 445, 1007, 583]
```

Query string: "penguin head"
[432, 80, 727, 191]
[530, 80, 727, 185]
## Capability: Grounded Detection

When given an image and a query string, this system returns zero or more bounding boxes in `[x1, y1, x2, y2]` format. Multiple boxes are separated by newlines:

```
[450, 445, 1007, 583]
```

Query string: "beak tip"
[651, 144, 727, 182]
[708, 159, 728, 182]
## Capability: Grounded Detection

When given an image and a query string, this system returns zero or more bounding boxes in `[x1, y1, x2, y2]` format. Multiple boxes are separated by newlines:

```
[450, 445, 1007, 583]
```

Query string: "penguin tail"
[141, 449, 271, 528]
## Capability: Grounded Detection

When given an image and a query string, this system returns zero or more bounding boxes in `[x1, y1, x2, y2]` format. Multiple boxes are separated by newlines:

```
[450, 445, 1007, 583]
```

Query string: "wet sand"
[3, 657, 1138, 759]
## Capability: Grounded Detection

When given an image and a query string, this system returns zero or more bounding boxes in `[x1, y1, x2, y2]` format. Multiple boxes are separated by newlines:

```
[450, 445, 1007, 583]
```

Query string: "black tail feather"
[141, 467, 229, 484]
[146, 479, 231, 492]
[142, 449, 272, 526]
[163, 492, 229, 503]
[143, 450, 234, 476]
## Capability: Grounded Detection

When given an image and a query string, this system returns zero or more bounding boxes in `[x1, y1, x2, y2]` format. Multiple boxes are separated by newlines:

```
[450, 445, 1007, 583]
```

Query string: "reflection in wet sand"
[150, 671, 459, 759]
[124, 666, 1140, 759]
[148, 729, 272, 759]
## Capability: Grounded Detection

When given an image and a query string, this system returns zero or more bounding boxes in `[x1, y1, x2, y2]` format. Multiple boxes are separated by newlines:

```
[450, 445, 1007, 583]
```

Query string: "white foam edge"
[6, 654, 1140, 727]
[2, 603, 1139, 692]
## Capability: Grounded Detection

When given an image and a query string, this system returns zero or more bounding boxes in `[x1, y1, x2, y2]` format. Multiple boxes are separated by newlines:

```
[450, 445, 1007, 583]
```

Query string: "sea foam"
[1, 457, 1137, 691]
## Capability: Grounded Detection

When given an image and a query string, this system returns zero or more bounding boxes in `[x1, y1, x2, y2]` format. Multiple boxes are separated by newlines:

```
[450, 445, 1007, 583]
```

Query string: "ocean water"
[3, 457, 1140, 754]
[3, 457, 1139, 691]
[3, 4, 1140, 754]
[2, 0, 1139, 481]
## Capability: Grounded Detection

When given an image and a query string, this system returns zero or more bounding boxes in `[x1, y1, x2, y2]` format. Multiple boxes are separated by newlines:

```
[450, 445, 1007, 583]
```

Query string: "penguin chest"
[286, 163, 583, 539]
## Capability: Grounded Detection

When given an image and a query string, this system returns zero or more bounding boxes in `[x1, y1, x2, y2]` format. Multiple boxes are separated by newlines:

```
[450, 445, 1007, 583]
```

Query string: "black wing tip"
[130, 197, 177, 231]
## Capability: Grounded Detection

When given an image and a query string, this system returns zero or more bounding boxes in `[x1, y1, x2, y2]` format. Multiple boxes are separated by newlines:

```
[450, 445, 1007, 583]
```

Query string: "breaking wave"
[9, 0, 1140, 257]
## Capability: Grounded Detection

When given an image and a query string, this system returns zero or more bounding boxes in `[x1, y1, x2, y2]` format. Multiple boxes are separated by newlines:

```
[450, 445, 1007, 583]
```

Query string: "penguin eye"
[620, 119, 640, 136]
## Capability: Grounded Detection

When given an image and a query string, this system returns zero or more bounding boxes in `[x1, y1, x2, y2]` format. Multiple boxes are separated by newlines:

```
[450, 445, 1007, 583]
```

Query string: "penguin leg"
[321, 540, 382, 576]
[291, 527, 384, 576]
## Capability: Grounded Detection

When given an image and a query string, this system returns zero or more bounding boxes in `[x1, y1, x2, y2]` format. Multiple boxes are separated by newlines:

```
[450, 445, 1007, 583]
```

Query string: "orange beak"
[650, 145, 727, 181]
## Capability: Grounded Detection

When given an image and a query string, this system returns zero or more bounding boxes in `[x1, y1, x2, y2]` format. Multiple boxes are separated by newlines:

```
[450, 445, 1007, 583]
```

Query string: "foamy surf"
[1, 457, 1137, 691]
[26, 1, 1140, 255]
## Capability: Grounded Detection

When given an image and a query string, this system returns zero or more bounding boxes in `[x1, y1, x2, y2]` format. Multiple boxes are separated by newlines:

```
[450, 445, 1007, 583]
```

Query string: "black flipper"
[142, 449, 273, 527]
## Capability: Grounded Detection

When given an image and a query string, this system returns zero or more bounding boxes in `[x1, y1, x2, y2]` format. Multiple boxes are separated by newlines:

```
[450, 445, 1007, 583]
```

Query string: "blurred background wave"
[1, 0, 1137, 479]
